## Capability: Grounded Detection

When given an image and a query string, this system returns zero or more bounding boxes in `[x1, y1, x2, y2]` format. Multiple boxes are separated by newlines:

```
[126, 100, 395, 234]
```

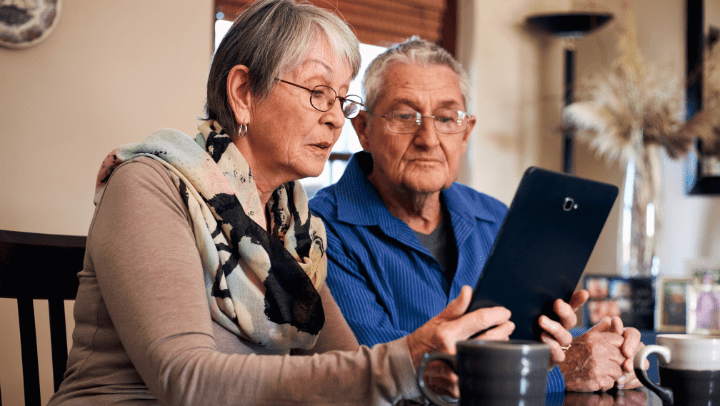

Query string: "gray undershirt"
[414, 208, 458, 287]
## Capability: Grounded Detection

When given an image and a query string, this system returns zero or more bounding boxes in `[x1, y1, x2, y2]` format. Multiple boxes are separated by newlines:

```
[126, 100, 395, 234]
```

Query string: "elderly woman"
[47, 1, 515, 405]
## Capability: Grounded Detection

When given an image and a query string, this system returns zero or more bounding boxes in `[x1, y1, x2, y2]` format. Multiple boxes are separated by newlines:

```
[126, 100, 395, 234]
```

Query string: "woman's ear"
[226, 65, 253, 131]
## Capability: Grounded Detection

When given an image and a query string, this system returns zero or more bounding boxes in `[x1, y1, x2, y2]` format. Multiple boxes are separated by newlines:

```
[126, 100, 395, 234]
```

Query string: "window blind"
[215, 0, 453, 51]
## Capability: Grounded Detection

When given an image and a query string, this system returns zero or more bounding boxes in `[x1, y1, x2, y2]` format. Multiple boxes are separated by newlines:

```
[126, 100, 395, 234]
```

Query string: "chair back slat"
[48, 298, 69, 391]
[17, 297, 41, 406]
[0, 230, 86, 405]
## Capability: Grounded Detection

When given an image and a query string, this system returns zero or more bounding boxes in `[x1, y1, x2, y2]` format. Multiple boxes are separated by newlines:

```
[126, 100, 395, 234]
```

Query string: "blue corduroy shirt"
[310, 152, 565, 392]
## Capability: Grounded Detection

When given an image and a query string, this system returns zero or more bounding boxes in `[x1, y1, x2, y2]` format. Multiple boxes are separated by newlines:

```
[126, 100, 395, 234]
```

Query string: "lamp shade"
[526, 12, 613, 38]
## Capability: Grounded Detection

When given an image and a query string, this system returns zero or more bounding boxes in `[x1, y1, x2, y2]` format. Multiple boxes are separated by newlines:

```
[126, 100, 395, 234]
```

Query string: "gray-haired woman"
[48, 1, 513, 405]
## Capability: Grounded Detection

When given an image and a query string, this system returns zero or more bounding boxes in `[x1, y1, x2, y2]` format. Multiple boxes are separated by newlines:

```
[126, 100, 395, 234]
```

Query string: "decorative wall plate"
[0, 0, 62, 49]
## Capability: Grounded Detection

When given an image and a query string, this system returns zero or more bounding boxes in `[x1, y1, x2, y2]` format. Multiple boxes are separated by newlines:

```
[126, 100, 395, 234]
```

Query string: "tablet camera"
[563, 197, 578, 211]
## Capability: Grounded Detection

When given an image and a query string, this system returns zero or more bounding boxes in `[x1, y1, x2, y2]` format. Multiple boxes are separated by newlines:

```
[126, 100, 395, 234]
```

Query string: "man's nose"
[413, 117, 440, 147]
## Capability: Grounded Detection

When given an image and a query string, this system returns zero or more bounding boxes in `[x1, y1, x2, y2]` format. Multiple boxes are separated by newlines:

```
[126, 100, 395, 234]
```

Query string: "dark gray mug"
[416, 340, 551, 406]
[634, 334, 720, 406]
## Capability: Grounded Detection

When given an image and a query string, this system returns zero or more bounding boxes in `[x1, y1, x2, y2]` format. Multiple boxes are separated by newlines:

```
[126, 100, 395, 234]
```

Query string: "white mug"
[634, 334, 720, 405]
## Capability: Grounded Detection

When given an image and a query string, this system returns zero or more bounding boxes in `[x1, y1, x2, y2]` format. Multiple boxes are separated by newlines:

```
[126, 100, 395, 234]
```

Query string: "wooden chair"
[0, 230, 86, 406]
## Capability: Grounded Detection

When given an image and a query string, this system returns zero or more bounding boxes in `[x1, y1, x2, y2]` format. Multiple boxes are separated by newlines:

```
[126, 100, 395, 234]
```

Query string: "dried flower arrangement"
[562, 14, 696, 163]
[563, 6, 720, 166]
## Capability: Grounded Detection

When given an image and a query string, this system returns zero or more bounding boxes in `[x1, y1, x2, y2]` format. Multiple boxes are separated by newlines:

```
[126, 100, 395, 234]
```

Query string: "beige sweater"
[48, 157, 420, 406]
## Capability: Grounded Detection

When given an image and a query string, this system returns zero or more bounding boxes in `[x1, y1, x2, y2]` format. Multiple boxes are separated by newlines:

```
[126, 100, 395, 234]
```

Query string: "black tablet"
[467, 166, 618, 341]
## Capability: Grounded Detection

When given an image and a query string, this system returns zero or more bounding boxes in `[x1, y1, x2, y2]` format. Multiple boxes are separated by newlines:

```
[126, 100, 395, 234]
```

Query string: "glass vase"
[617, 127, 663, 277]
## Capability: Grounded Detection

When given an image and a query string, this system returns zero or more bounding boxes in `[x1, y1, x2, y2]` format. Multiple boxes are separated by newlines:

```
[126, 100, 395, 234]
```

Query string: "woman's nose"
[323, 99, 346, 129]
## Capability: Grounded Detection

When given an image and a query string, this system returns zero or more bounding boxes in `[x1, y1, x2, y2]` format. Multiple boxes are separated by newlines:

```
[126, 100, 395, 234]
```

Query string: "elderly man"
[309, 37, 643, 393]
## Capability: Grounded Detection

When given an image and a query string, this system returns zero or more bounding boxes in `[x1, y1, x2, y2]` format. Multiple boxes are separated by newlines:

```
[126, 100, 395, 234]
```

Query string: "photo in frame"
[686, 258, 720, 284]
[687, 283, 720, 334]
[583, 275, 655, 330]
[655, 277, 693, 332]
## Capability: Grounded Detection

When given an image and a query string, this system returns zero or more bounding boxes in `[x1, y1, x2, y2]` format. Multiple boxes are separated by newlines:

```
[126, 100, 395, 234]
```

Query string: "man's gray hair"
[205, 0, 361, 136]
[362, 37, 470, 112]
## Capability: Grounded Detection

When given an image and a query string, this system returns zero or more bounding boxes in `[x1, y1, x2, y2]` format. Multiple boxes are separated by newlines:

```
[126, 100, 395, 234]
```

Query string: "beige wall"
[0, 0, 213, 404]
[456, 0, 720, 280]
[456, 0, 571, 201]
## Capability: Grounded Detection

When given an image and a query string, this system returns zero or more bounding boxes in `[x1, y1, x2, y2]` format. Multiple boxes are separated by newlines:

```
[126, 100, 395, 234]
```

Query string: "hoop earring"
[238, 123, 248, 138]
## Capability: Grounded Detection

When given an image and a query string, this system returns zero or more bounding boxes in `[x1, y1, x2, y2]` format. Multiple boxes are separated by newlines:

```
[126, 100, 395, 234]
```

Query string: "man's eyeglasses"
[275, 78, 364, 119]
[369, 110, 472, 134]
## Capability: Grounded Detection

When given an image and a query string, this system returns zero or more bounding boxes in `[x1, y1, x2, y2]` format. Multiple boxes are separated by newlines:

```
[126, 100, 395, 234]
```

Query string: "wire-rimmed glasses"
[275, 78, 364, 119]
[370, 110, 473, 134]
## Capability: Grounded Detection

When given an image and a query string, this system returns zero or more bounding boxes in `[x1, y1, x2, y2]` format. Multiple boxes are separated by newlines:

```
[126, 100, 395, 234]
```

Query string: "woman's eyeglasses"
[275, 79, 364, 119]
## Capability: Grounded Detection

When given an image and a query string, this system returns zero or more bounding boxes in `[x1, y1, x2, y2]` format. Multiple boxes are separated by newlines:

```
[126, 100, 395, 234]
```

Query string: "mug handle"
[633, 345, 674, 405]
[417, 352, 458, 406]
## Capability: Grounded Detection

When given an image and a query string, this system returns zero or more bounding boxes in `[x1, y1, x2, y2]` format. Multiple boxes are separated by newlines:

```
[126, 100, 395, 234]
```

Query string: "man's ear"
[226, 65, 253, 131]
[460, 114, 476, 154]
[351, 110, 371, 150]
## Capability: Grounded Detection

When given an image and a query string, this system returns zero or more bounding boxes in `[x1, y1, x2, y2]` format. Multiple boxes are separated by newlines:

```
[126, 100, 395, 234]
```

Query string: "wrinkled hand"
[560, 316, 628, 392]
[587, 316, 646, 390]
[406, 285, 514, 397]
[538, 289, 589, 368]
[611, 322, 645, 390]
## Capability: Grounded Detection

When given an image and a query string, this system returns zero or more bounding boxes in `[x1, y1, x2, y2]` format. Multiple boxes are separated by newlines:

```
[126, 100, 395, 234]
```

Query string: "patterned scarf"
[94, 120, 327, 349]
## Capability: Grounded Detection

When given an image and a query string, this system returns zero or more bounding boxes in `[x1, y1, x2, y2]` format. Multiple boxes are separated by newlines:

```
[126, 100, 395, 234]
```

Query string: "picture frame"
[583, 275, 655, 330]
[685, 258, 720, 284]
[687, 283, 720, 334]
[685, 0, 720, 195]
[656, 277, 693, 332]
[584, 275, 616, 326]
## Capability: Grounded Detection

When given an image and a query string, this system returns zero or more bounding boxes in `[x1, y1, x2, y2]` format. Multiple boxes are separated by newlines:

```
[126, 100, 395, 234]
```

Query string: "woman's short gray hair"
[362, 37, 470, 112]
[206, 0, 361, 136]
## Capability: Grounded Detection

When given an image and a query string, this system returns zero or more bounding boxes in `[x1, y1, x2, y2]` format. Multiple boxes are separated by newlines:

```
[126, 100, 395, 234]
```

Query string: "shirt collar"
[442, 181, 498, 224]
[335, 152, 392, 226]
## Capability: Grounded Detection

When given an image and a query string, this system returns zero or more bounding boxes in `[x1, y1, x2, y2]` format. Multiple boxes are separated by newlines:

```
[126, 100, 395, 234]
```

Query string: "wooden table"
[558, 388, 662, 406]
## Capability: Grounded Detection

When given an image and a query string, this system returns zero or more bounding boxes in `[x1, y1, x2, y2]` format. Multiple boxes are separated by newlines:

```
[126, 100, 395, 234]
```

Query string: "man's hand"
[537, 290, 589, 367]
[610, 320, 645, 390]
[560, 317, 625, 391]
[406, 285, 514, 397]
[559, 316, 644, 392]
